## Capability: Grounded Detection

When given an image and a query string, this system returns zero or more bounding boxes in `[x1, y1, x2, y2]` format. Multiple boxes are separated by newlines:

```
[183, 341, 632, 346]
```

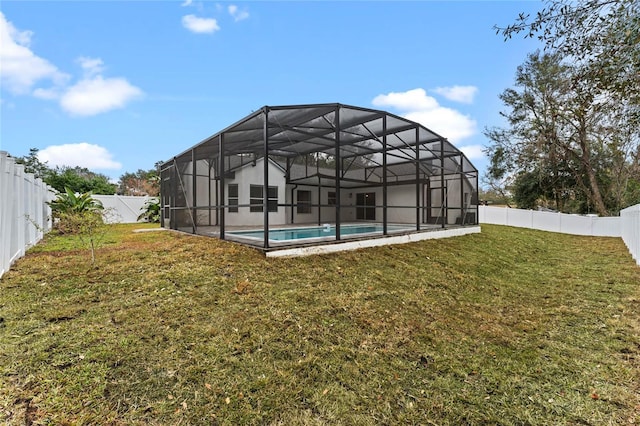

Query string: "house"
[160, 103, 478, 251]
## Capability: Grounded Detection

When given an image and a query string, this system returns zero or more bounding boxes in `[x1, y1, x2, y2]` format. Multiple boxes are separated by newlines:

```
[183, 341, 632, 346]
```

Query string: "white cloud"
[182, 14, 220, 34]
[38, 143, 122, 170]
[181, 0, 193, 6]
[372, 88, 477, 143]
[60, 75, 143, 116]
[33, 87, 61, 100]
[0, 12, 69, 94]
[458, 144, 485, 161]
[0, 13, 141, 116]
[228, 5, 249, 22]
[77, 56, 105, 77]
[433, 85, 478, 104]
[372, 88, 438, 111]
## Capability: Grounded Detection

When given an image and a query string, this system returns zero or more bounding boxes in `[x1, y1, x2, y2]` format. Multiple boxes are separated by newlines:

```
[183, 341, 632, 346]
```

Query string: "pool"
[228, 224, 412, 242]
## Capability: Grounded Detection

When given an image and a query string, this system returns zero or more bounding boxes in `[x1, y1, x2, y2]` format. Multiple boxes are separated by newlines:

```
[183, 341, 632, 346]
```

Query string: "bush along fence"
[0, 151, 53, 279]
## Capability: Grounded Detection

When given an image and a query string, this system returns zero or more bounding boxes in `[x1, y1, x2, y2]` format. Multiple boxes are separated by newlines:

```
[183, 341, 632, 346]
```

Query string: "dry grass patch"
[1, 224, 639, 425]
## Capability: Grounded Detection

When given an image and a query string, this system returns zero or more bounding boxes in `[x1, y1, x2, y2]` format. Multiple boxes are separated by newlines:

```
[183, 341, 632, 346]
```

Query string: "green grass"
[1, 224, 639, 425]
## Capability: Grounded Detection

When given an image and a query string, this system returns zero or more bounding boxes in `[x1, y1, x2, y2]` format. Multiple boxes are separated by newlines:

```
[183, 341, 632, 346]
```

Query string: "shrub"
[48, 187, 104, 234]
[137, 198, 160, 223]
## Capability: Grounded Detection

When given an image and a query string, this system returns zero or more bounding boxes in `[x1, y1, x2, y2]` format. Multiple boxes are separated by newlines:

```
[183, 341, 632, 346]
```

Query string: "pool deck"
[183, 222, 481, 257]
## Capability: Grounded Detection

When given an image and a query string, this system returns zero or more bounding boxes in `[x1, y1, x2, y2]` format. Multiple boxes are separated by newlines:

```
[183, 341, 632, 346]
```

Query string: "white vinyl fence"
[620, 204, 640, 265]
[0, 151, 53, 279]
[479, 205, 640, 266]
[93, 194, 155, 224]
[478, 206, 621, 237]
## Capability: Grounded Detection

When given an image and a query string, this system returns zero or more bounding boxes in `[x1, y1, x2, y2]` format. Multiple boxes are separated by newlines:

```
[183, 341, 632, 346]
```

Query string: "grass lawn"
[1, 224, 639, 425]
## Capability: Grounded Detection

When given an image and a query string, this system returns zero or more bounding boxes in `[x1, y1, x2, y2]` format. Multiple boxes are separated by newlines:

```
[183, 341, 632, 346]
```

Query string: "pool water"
[229, 224, 411, 241]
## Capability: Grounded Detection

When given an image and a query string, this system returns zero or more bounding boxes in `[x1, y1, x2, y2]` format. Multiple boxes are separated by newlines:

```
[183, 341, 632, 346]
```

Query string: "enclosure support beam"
[191, 149, 197, 234]
[214, 162, 220, 226]
[171, 158, 178, 230]
[317, 175, 322, 226]
[263, 107, 270, 249]
[415, 127, 421, 231]
[460, 154, 465, 225]
[287, 157, 294, 224]
[440, 138, 446, 229]
[334, 105, 341, 241]
[208, 159, 212, 226]
[474, 173, 479, 225]
[219, 134, 225, 240]
[382, 115, 388, 235]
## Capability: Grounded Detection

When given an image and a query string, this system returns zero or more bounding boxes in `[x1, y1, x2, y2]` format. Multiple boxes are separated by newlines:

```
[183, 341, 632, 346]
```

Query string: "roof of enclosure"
[163, 103, 477, 183]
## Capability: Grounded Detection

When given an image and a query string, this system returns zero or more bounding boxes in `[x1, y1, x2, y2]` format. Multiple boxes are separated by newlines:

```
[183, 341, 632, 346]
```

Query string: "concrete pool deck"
[183, 223, 481, 257]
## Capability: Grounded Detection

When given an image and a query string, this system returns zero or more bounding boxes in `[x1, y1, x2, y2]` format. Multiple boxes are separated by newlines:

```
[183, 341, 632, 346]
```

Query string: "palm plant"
[137, 198, 160, 223]
[48, 187, 104, 233]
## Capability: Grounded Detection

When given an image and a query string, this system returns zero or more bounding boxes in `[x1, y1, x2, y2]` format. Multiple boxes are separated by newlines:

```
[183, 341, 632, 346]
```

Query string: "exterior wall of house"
[289, 185, 316, 225]
[180, 157, 475, 229]
[223, 158, 287, 227]
[427, 175, 475, 225]
[288, 185, 339, 225]
[194, 159, 217, 226]
[257, 179, 472, 226]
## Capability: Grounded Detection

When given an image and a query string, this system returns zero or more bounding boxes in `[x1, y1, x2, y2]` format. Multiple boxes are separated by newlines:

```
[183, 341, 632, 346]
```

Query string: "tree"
[15, 148, 49, 179]
[48, 187, 105, 233]
[496, 0, 640, 116]
[47, 188, 108, 264]
[484, 51, 639, 215]
[117, 168, 160, 196]
[46, 166, 117, 195]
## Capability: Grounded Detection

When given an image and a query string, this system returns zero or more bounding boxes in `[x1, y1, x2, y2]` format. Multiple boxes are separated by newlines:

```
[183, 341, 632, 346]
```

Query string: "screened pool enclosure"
[160, 103, 478, 250]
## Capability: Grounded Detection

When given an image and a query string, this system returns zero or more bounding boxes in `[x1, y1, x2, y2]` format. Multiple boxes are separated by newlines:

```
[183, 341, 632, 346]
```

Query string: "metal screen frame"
[160, 103, 479, 250]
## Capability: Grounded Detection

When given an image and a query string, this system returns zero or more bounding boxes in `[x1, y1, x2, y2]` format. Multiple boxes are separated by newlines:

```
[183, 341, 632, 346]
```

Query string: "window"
[228, 184, 238, 213]
[250, 185, 278, 212]
[328, 191, 336, 206]
[297, 190, 311, 214]
[356, 192, 376, 220]
[250, 185, 262, 212]
[268, 186, 278, 212]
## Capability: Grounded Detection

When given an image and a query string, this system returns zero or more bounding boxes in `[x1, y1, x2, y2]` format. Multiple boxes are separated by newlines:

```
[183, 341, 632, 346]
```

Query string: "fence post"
[14, 164, 26, 259]
[0, 152, 10, 276]
[530, 209, 534, 229]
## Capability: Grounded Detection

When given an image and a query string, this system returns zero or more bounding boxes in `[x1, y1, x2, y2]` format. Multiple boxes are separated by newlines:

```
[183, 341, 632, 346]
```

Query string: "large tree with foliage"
[45, 167, 117, 195]
[117, 168, 160, 196]
[497, 0, 639, 115]
[15, 148, 49, 179]
[15, 148, 117, 194]
[489, 0, 640, 214]
[485, 51, 639, 215]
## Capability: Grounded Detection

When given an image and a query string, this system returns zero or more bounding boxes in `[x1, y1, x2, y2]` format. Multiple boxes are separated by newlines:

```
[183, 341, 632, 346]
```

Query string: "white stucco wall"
[181, 157, 475, 228]
[224, 158, 287, 226]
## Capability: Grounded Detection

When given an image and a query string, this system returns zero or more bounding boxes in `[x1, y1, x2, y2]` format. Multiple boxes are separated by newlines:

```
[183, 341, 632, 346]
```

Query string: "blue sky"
[0, 1, 542, 184]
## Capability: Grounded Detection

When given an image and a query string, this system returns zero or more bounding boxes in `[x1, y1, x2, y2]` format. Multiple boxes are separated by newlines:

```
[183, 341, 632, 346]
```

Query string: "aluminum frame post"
[415, 127, 421, 231]
[263, 107, 270, 249]
[334, 105, 341, 241]
[440, 139, 446, 228]
[219, 135, 225, 240]
[382, 115, 388, 235]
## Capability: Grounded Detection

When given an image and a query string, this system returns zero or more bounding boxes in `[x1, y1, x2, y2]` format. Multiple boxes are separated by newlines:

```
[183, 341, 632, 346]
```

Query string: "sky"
[0, 1, 543, 184]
